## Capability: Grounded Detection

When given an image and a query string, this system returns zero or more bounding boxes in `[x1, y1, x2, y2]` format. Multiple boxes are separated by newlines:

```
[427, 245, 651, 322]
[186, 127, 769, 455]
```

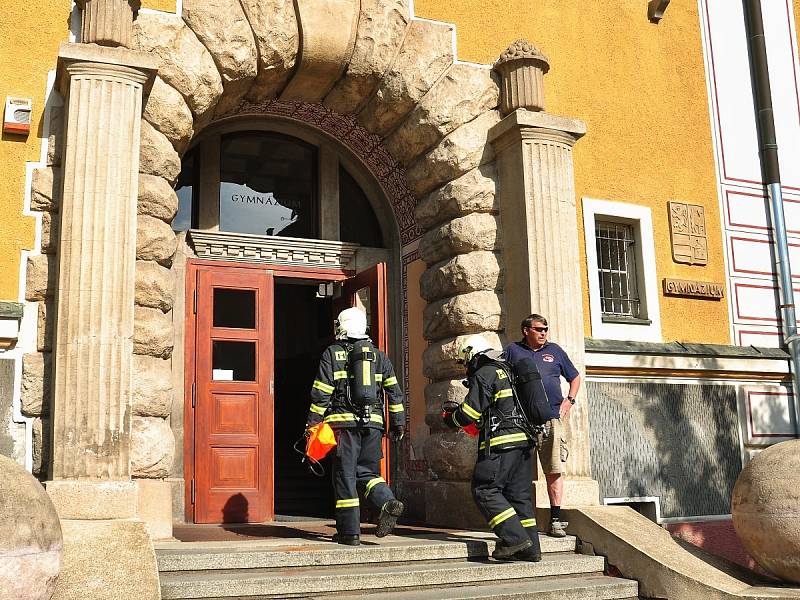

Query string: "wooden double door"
[186, 261, 388, 524]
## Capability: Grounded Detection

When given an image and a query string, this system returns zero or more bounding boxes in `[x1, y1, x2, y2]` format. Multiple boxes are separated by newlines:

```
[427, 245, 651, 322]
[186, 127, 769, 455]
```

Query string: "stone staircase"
[155, 527, 638, 599]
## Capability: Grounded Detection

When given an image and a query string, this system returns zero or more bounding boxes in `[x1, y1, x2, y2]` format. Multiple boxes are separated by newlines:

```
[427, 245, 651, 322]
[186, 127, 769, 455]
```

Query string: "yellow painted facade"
[142, 0, 177, 13]
[0, 1, 71, 301]
[415, 0, 731, 344]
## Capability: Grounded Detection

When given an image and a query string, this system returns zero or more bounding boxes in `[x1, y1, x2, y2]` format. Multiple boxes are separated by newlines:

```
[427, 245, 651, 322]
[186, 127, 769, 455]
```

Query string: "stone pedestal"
[47, 43, 160, 600]
[489, 109, 599, 504]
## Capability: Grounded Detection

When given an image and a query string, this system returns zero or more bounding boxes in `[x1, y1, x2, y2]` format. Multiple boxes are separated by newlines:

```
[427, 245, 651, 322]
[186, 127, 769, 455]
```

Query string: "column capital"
[489, 108, 587, 153]
[56, 42, 158, 97]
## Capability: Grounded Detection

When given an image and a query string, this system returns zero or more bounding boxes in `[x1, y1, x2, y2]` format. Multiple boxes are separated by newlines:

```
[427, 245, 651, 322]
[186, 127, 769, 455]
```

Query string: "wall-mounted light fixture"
[648, 0, 670, 23]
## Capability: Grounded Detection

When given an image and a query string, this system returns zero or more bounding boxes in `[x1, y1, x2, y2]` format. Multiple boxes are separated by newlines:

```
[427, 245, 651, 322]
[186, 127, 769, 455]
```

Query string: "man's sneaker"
[491, 538, 532, 560]
[512, 546, 542, 562]
[375, 500, 404, 538]
[332, 533, 360, 546]
[547, 520, 567, 538]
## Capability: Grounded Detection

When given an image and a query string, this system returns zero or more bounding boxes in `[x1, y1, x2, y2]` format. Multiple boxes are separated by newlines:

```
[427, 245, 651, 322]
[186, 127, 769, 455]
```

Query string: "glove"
[441, 410, 459, 430]
[389, 425, 405, 442]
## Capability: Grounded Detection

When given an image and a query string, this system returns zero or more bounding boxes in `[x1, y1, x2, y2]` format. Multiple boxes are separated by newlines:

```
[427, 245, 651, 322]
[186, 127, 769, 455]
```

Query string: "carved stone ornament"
[668, 201, 708, 265]
[493, 39, 550, 115]
[76, 0, 141, 48]
[188, 230, 360, 270]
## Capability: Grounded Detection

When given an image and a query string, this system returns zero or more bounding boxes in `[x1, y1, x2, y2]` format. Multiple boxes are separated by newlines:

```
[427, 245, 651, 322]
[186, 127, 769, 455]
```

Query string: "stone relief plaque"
[669, 201, 708, 265]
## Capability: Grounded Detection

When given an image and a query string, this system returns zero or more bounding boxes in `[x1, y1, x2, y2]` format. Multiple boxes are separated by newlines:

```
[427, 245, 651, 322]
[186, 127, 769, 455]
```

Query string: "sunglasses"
[529, 326, 548, 333]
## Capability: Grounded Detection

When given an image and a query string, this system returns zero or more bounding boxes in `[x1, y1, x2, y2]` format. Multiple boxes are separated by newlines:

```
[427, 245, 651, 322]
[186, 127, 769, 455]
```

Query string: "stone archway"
[129, 0, 508, 526]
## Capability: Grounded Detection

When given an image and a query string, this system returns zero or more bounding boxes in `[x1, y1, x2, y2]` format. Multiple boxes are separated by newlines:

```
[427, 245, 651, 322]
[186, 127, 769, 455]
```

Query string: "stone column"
[489, 41, 600, 507]
[75, 0, 141, 47]
[46, 42, 161, 600]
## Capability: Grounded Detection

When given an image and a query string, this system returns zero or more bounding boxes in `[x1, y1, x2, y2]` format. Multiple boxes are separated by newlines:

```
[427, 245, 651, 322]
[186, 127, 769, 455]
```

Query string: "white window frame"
[583, 198, 662, 342]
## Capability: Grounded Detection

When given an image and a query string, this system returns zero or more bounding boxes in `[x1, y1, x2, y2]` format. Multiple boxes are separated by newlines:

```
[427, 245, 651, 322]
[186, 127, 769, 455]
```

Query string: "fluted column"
[490, 109, 599, 505]
[50, 44, 157, 484]
[75, 0, 141, 48]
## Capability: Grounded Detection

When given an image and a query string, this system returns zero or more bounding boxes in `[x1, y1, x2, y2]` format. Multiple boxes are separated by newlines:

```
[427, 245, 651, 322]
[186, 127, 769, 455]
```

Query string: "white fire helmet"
[458, 334, 493, 364]
[335, 307, 368, 339]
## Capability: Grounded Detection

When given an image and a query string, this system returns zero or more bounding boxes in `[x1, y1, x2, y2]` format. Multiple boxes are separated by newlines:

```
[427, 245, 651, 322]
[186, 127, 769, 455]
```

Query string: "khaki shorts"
[535, 418, 568, 475]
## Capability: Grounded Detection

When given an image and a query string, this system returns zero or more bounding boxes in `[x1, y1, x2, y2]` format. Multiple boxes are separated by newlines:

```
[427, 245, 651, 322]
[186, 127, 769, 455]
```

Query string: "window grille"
[595, 220, 641, 318]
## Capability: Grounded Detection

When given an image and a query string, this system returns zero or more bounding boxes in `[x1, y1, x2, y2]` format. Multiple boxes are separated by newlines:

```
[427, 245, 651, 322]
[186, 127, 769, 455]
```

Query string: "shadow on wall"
[587, 381, 742, 518]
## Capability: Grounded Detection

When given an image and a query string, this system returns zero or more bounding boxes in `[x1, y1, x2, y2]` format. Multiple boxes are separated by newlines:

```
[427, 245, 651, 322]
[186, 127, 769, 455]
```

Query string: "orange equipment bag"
[306, 422, 337, 461]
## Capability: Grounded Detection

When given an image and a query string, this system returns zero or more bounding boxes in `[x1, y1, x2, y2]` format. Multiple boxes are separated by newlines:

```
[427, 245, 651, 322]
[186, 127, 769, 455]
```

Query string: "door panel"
[337, 263, 391, 480]
[195, 267, 274, 523]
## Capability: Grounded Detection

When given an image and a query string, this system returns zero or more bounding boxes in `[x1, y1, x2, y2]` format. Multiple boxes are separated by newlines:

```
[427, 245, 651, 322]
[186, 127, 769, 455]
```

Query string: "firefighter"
[442, 334, 542, 562]
[306, 307, 406, 546]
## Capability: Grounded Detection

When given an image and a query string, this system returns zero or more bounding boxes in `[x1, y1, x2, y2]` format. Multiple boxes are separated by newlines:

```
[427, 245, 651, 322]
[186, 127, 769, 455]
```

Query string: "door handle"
[269, 379, 274, 395]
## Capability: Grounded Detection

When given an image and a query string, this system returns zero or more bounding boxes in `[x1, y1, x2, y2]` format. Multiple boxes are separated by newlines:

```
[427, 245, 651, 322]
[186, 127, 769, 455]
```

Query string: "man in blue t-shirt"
[504, 313, 581, 538]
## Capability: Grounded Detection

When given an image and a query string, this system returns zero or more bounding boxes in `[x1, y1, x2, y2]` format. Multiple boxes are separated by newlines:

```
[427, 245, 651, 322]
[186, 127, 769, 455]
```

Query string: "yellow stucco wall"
[0, 1, 72, 301]
[142, 0, 177, 13]
[415, 0, 730, 344]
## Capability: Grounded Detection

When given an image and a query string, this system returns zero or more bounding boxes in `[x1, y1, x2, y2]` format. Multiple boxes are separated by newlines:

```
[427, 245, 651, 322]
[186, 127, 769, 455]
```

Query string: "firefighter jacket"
[306, 338, 405, 431]
[444, 358, 533, 452]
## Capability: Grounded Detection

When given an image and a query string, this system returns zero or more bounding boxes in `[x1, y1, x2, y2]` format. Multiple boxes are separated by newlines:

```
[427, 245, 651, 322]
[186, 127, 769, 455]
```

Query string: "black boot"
[491, 538, 532, 560]
[332, 533, 360, 546]
[512, 546, 542, 562]
[376, 500, 404, 538]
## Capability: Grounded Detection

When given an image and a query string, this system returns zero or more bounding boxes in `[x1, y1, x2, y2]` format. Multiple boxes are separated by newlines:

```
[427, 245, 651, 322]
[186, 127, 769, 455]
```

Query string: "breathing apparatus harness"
[465, 353, 543, 456]
[339, 338, 383, 427]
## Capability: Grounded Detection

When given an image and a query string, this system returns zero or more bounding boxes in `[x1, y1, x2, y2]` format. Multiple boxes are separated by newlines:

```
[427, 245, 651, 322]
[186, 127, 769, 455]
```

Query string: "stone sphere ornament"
[0, 454, 63, 599]
[731, 439, 800, 582]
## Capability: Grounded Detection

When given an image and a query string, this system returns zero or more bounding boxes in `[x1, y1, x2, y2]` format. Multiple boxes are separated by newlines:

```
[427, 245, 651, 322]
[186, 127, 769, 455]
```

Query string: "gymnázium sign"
[663, 278, 724, 299]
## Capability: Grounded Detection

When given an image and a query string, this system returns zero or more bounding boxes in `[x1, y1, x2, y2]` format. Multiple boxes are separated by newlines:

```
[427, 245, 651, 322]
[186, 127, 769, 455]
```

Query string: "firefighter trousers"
[472, 446, 542, 553]
[332, 427, 395, 535]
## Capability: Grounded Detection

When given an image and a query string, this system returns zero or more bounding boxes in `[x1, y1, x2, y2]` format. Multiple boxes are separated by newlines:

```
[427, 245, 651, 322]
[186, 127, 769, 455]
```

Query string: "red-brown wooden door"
[336, 262, 391, 479]
[194, 267, 274, 523]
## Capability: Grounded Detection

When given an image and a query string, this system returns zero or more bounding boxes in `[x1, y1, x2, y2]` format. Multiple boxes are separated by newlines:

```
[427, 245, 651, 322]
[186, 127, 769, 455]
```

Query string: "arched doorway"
[174, 119, 401, 524]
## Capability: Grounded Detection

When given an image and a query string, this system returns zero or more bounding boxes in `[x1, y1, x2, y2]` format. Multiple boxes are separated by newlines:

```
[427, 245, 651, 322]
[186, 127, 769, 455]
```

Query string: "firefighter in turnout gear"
[306, 307, 405, 546]
[442, 334, 542, 562]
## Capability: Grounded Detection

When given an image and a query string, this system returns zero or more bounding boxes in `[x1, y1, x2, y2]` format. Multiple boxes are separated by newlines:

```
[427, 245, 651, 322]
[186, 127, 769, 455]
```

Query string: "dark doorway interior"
[273, 280, 336, 518]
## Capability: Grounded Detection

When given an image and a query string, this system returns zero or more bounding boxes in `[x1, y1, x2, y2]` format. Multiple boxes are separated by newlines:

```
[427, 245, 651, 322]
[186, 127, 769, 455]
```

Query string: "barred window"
[595, 220, 641, 319]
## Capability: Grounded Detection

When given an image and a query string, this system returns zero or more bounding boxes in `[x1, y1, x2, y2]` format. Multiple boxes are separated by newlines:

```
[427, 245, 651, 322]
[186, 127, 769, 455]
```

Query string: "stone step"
[333, 574, 638, 600]
[156, 533, 576, 572]
[159, 553, 607, 599]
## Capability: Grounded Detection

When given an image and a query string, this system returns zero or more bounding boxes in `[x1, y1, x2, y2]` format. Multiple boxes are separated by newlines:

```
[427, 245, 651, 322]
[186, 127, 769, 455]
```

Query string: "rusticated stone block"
[423, 431, 476, 481]
[133, 13, 223, 124]
[21, 352, 51, 417]
[132, 355, 173, 418]
[415, 165, 497, 231]
[47, 104, 64, 167]
[40, 211, 58, 255]
[423, 291, 503, 340]
[143, 76, 193, 153]
[420, 252, 502, 302]
[422, 332, 502, 381]
[323, 0, 409, 114]
[357, 19, 453, 136]
[133, 306, 174, 359]
[32, 416, 51, 477]
[183, 0, 257, 116]
[30, 167, 60, 213]
[137, 214, 178, 266]
[25, 255, 56, 302]
[131, 416, 175, 479]
[240, 0, 299, 100]
[419, 213, 500, 266]
[406, 110, 500, 199]
[138, 173, 179, 223]
[140, 120, 181, 184]
[37, 301, 53, 352]
[135, 260, 175, 312]
[386, 64, 499, 167]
